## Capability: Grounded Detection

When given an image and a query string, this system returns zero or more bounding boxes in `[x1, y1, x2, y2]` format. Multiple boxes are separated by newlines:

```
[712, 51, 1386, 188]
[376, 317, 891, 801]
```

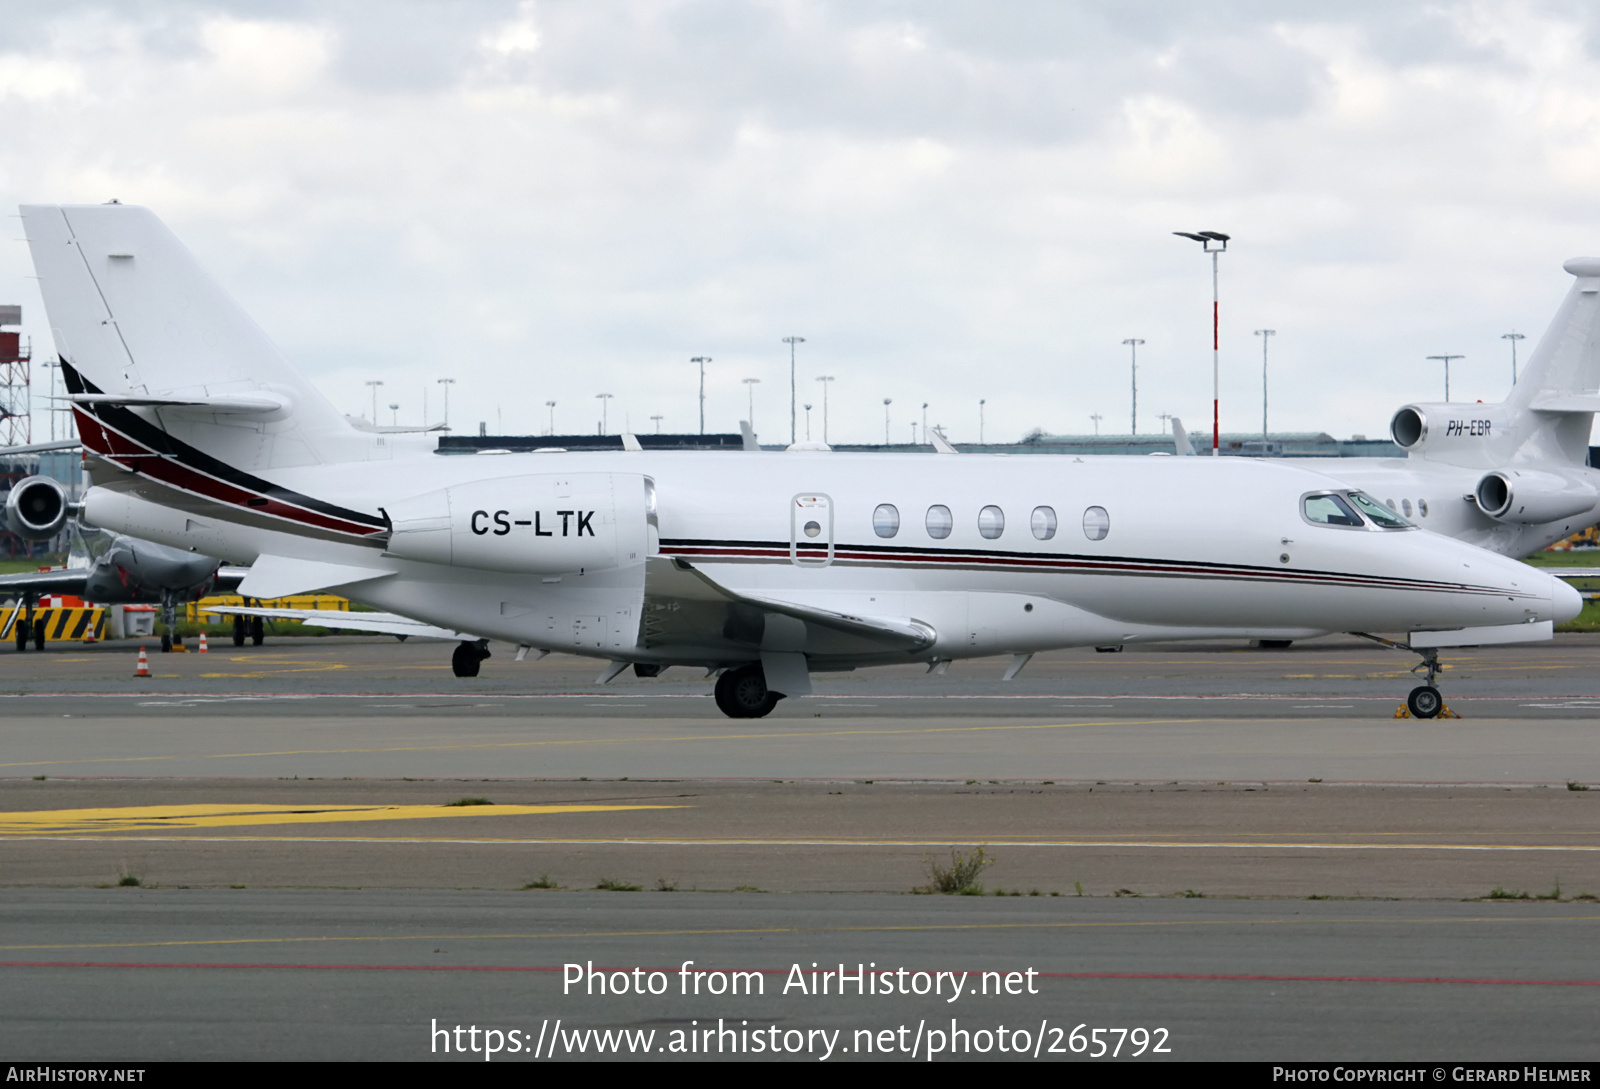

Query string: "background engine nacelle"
[1474, 467, 1600, 524]
[383, 472, 651, 575]
[4, 475, 69, 541]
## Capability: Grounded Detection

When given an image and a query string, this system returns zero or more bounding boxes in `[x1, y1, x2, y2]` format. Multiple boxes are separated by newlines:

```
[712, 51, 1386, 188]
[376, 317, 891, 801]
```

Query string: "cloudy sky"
[2, 0, 1598, 446]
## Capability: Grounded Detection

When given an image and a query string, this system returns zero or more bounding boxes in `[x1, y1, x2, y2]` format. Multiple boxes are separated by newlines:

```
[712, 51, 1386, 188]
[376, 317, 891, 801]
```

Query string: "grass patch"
[521, 875, 560, 890]
[444, 797, 492, 807]
[654, 878, 678, 892]
[117, 874, 141, 887]
[917, 846, 992, 895]
[732, 884, 767, 893]
[1569, 782, 1590, 791]
[595, 878, 641, 892]
[1182, 889, 1204, 898]
[1487, 886, 1531, 900]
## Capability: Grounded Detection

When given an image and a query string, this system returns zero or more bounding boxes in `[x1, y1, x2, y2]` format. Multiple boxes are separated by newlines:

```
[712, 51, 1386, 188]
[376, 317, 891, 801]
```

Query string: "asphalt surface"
[5, 633, 1600, 1061]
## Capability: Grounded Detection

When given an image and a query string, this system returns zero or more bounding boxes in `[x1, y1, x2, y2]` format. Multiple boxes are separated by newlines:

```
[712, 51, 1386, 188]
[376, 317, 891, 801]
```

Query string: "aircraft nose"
[1552, 575, 1584, 623]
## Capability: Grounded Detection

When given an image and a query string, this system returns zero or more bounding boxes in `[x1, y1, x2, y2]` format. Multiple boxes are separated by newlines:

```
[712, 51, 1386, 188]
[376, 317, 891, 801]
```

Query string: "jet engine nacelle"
[4, 475, 69, 541]
[1474, 467, 1600, 524]
[383, 471, 651, 575]
[1390, 403, 1509, 452]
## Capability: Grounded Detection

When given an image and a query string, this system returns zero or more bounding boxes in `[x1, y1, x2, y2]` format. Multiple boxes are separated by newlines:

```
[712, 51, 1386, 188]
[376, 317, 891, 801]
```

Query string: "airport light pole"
[921, 402, 929, 444]
[1158, 412, 1172, 434]
[1090, 412, 1103, 437]
[815, 376, 834, 444]
[365, 380, 383, 426]
[1427, 355, 1463, 401]
[979, 398, 986, 444]
[783, 337, 805, 445]
[595, 392, 613, 434]
[436, 377, 455, 430]
[1254, 329, 1275, 439]
[545, 400, 556, 435]
[743, 378, 760, 432]
[389, 402, 399, 427]
[1122, 338, 1144, 434]
[883, 398, 892, 446]
[803, 403, 812, 441]
[691, 357, 711, 434]
[1173, 230, 1230, 456]
[651, 414, 663, 434]
[1502, 333, 1524, 385]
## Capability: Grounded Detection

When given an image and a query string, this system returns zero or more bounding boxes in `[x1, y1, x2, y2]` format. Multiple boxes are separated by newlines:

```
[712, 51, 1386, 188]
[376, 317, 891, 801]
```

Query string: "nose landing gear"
[1352, 634, 1455, 720]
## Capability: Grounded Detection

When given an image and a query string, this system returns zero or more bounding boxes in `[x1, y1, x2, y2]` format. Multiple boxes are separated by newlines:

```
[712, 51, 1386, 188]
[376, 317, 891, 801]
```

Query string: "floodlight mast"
[1174, 231, 1230, 456]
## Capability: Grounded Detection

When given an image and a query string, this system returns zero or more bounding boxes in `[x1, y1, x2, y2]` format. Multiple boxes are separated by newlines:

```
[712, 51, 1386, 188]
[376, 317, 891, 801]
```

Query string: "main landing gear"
[451, 639, 491, 678]
[713, 663, 781, 719]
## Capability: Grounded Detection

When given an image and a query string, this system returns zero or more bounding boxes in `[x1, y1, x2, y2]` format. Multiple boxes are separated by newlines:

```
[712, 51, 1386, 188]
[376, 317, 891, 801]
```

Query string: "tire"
[33, 622, 44, 651]
[1407, 685, 1442, 719]
[160, 631, 172, 653]
[633, 663, 661, 678]
[14, 620, 27, 652]
[233, 615, 246, 647]
[713, 664, 780, 719]
[250, 616, 264, 646]
[451, 642, 481, 678]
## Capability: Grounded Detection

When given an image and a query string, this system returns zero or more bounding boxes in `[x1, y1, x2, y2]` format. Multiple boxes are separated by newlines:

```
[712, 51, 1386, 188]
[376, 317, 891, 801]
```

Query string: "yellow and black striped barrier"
[0, 606, 107, 642]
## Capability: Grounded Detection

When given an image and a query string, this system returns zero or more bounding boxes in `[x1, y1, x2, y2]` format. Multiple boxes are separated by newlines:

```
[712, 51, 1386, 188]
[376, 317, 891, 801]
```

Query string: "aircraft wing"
[655, 558, 936, 652]
[202, 605, 479, 641]
[1551, 568, 1600, 579]
[0, 568, 92, 597]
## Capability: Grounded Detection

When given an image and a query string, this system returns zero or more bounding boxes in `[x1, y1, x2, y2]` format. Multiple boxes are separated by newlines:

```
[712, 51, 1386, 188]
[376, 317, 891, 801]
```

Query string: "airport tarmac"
[4, 634, 1600, 1060]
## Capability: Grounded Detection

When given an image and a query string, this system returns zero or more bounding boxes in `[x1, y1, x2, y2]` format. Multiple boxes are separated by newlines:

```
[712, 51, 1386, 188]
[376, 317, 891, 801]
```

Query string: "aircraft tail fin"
[21, 204, 367, 471]
[1497, 258, 1600, 466]
[1170, 417, 1195, 456]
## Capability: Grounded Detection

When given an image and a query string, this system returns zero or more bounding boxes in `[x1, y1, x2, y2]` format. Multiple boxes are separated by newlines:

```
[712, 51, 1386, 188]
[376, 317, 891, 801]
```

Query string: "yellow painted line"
[0, 718, 1205, 770]
[0, 802, 684, 835]
[6, 912, 1600, 954]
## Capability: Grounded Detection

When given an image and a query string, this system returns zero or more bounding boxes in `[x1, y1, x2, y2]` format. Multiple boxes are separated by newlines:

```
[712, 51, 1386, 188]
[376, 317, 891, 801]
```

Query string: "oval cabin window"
[978, 505, 1005, 539]
[872, 504, 900, 538]
[1083, 506, 1110, 541]
[925, 505, 953, 540]
[1031, 506, 1057, 540]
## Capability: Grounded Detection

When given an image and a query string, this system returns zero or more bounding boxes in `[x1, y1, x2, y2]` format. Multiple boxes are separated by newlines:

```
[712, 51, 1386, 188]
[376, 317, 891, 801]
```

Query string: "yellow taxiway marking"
[0, 802, 684, 835]
[5, 912, 1600, 955]
[0, 718, 1204, 770]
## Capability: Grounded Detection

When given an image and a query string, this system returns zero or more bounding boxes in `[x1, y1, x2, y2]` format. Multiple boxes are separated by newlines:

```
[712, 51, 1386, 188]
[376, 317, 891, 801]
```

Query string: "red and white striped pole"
[1174, 231, 1231, 457]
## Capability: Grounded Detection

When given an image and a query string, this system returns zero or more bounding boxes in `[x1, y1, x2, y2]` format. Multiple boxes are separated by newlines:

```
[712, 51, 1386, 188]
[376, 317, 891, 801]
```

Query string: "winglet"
[929, 427, 958, 454]
[621, 432, 643, 452]
[740, 420, 760, 451]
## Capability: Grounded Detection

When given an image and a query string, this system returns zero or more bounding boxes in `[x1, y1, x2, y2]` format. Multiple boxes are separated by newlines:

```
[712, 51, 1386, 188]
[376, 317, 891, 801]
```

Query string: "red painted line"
[2, 961, 1593, 987]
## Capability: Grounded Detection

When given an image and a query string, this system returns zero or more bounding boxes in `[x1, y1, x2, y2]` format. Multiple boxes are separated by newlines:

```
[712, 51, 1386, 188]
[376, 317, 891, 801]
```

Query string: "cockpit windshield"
[1302, 493, 1364, 527]
[1346, 491, 1413, 529]
[1301, 490, 1416, 530]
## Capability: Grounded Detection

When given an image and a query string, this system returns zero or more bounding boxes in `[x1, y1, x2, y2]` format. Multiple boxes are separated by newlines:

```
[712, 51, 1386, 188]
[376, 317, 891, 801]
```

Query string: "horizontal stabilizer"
[1529, 393, 1600, 414]
[1409, 620, 1553, 648]
[67, 392, 287, 414]
[203, 605, 474, 641]
[929, 429, 959, 454]
[236, 555, 395, 600]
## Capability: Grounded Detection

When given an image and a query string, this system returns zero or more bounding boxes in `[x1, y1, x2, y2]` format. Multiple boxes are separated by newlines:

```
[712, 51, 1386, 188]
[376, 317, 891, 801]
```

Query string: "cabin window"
[1031, 506, 1057, 540]
[803, 520, 822, 538]
[925, 504, 953, 539]
[1401, 498, 1413, 518]
[872, 504, 900, 538]
[978, 505, 1005, 539]
[1082, 505, 1110, 541]
[1347, 491, 1412, 529]
[1418, 499, 1429, 518]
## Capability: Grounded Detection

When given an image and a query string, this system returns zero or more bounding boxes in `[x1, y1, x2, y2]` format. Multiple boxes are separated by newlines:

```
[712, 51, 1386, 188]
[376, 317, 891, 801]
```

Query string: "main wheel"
[33, 622, 45, 651]
[233, 615, 246, 647]
[250, 616, 264, 646]
[451, 641, 482, 678]
[1407, 685, 1442, 719]
[160, 631, 172, 653]
[713, 664, 780, 719]
[14, 620, 28, 651]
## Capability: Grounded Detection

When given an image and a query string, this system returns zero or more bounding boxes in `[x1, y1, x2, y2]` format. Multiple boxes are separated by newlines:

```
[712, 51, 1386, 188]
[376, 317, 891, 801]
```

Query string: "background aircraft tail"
[21, 204, 373, 472]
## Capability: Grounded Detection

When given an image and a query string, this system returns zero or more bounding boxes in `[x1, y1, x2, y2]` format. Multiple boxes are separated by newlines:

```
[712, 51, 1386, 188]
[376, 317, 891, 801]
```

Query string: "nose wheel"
[1407, 684, 1443, 719]
[1352, 634, 1454, 720]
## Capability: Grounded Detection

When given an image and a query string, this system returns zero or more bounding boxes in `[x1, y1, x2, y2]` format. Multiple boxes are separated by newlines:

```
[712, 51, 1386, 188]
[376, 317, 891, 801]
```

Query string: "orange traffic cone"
[198, 631, 208, 654]
[134, 646, 150, 678]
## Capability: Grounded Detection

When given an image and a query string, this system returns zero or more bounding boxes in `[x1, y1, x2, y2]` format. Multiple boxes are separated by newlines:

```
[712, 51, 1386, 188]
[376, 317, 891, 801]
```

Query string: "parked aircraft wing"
[0, 568, 92, 597]
[661, 558, 936, 652]
[67, 392, 287, 414]
[1551, 568, 1600, 579]
[202, 605, 477, 641]
[0, 439, 81, 455]
[1171, 417, 1195, 456]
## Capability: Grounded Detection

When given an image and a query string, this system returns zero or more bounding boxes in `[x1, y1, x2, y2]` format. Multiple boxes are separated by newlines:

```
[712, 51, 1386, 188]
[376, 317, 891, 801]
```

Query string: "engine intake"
[4, 475, 68, 541]
[1474, 467, 1600, 524]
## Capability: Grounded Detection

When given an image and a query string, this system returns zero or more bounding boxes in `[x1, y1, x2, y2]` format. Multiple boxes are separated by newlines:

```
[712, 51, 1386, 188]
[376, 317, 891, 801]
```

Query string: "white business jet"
[19, 204, 1580, 719]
